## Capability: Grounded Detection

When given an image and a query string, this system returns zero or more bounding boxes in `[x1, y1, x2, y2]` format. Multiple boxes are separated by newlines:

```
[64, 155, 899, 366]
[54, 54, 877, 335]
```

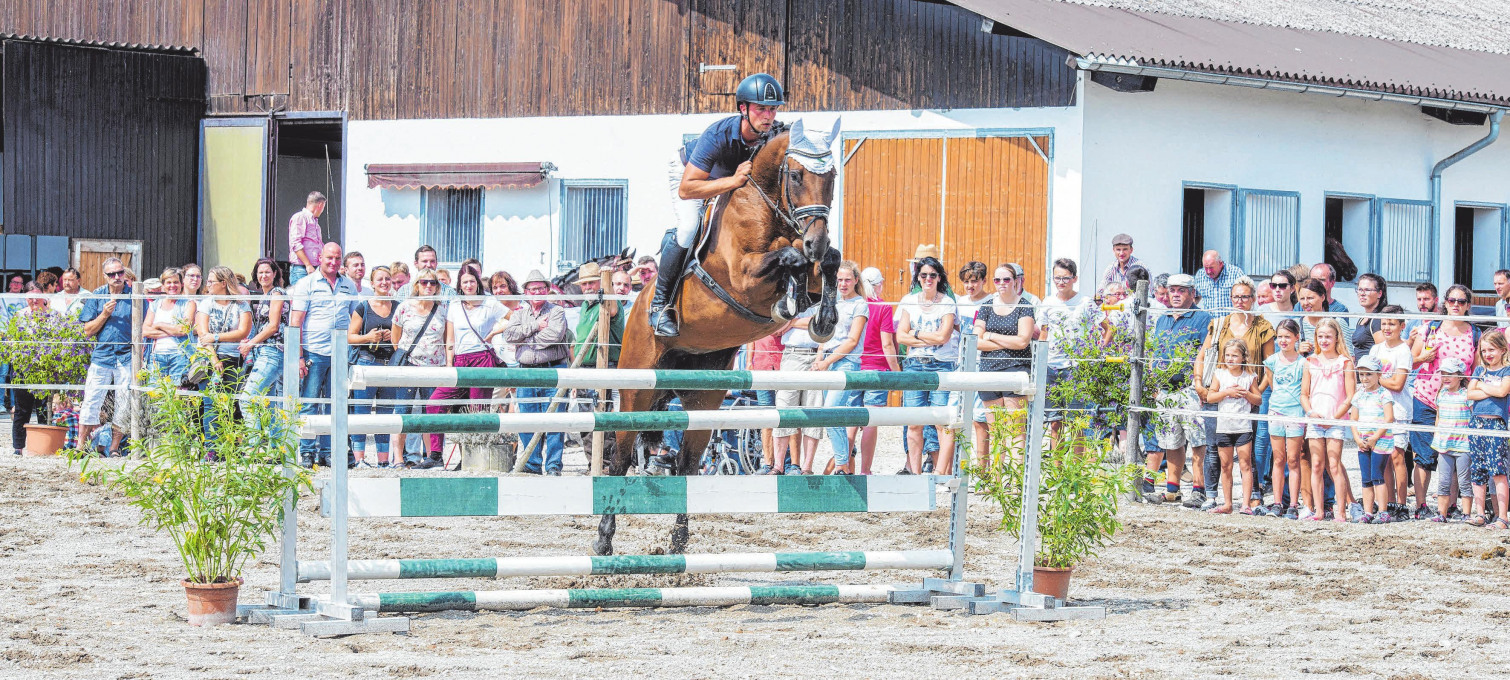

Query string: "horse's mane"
[747, 121, 791, 185]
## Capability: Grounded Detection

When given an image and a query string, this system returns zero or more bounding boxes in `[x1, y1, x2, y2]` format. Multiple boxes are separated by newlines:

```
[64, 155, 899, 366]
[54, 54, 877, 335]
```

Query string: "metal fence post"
[1014, 341, 1051, 598]
[948, 334, 979, 581]
[129, 290, 142, 446]
[1125, 280, 1150, 466]
[273, 325, 302, 608]
[327, 319, 354, 616]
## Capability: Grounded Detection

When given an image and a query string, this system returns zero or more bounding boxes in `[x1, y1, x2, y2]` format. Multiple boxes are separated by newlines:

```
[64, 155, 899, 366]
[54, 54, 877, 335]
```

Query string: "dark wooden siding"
[2, 40, 206, 276]
[0, 0, 1075, 119]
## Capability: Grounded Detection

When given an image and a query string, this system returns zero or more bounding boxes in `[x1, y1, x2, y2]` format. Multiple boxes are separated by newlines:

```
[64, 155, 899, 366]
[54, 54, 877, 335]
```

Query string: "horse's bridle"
[748, 148, 833, 239]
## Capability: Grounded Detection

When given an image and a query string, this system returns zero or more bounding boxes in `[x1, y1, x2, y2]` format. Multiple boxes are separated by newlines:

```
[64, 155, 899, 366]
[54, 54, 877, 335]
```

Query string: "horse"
[593, 118, 843, 556]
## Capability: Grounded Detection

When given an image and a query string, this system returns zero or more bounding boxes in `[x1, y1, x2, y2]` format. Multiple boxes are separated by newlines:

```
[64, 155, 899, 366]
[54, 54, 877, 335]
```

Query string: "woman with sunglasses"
[390, 268, 450, 469]
[194, 266, 253, 445]
[896, 256, 958, 475]
[1259, 270, 1300, 330]
[1194, 277, 1274, 510]
[142, 268, 197, 384]
[240, 258, 288, 400]
[972, 263, 1037, 471]
[348, 266, 397, 467]
[1407, 283, 1480, 519]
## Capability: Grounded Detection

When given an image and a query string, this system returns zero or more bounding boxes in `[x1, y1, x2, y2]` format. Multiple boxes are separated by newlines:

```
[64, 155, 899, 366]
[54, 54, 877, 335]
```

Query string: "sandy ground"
[3, 416, 1510, 679]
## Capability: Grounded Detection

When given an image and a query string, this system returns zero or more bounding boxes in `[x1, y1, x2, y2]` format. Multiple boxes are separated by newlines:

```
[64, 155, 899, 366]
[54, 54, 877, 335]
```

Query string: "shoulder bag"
[390, 302, 440, 367]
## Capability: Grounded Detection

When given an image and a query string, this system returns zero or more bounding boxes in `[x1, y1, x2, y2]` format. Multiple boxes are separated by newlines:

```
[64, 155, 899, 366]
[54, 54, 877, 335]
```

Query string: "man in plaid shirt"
[1193, 250, 1245, 316]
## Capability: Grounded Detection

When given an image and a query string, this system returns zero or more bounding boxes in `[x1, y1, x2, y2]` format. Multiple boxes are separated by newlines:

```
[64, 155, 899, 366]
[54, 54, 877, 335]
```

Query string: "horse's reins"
[747, 148, 833, 239]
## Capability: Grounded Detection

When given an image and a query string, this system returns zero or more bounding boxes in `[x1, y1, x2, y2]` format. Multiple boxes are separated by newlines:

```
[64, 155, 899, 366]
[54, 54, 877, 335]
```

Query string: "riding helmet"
[735, 73, 785, 107]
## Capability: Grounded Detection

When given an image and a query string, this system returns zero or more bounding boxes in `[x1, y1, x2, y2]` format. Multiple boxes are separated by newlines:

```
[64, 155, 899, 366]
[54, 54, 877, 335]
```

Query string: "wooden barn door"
[839, 134, 1050, 294]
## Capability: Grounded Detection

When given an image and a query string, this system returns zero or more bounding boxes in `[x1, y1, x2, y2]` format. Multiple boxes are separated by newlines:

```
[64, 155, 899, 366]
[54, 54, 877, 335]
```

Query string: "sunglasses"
[417, 280, 439, 287]
[1446, 297, 1470, 304]
[917, 272, 939, 279]
[993, 277, 1015, 283]
[104, 271, 126, 279]
[1231, 294, 1254, 301]
[1270, 281, 1289, 288]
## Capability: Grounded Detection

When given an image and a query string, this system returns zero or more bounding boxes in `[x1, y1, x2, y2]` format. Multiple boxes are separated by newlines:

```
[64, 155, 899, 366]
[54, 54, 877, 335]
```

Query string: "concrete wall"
[344, 104, 1084, 294]
[1080, 78, 1510, 311]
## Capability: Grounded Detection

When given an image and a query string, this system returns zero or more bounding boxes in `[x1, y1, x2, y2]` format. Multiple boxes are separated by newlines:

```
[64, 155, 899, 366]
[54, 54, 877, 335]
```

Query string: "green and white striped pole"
[303, 405, 956, 436]
[349, 366, 1032, 394]
[299, 549, 952, 581]
[345, 584, 898, 612]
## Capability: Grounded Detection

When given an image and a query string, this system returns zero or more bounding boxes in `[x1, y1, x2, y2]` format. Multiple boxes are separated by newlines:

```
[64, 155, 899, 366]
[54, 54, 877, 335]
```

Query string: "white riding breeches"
[668, 155, 704, 249]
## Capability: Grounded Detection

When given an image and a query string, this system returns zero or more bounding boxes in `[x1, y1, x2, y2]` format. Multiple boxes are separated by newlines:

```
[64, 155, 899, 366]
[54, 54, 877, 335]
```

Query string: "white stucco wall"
[344, 104, 1084, 292]
[1080, 78, 1510, 310]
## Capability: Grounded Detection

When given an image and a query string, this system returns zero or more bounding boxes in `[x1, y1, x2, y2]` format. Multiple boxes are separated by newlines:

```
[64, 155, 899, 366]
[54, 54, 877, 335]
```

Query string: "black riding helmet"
[735, 73, 785, 108]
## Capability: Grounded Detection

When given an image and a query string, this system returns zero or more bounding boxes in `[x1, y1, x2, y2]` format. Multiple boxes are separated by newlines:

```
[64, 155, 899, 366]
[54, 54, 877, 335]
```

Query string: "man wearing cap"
[504, 270, 572, 475]
[1143, 273, 1215, 507]
[1100, 234, 1142, 293]
[572, 262, 623, 368]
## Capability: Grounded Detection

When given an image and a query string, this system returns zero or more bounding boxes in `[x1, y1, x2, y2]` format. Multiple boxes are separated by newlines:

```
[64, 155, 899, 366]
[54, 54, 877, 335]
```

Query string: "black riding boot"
[650, 241, 689, 337]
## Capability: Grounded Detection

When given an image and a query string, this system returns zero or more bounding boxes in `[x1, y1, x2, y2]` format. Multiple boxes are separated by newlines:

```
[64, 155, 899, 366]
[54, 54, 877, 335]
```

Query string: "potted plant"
[0, 305, 93, 455]
[69, 361, 312, 625]
[969, 412, 1139, 601]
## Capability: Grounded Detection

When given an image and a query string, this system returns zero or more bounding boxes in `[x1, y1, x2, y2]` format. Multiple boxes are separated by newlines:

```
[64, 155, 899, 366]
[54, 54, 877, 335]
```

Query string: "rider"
[651, 72, 786, 337]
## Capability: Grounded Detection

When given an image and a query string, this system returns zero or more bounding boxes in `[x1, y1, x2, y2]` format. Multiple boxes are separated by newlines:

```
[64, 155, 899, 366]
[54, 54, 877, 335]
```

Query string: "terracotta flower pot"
[22, 424, 68, 456]
[1031, 566, 1074, 601]
[182, 577, 243, 626]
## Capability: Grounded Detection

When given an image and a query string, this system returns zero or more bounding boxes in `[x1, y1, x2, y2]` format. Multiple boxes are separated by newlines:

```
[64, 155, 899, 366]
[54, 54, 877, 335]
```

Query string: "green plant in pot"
[968, 411, 1139, 601]
[69, 361, 312, 626]
[0, 305, 93, 455]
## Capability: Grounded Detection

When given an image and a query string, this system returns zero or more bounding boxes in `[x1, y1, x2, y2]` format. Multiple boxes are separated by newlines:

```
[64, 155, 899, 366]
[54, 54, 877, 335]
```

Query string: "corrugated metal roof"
[0, 32, 198, 56]
[952, 0, 1510, 107]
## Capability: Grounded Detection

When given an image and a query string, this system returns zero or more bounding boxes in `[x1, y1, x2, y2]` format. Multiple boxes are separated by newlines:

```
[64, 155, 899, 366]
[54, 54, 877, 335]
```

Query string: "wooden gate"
[839, 134, 1050, 294]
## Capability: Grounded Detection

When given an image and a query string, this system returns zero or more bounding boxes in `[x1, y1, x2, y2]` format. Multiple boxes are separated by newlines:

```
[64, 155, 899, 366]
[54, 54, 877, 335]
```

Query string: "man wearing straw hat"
[504, 270, 572, 475]
[572, 262, 623, 368]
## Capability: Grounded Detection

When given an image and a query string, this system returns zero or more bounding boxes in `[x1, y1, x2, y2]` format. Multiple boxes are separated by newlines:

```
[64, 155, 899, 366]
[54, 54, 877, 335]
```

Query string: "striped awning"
[365, 162, 556, 190]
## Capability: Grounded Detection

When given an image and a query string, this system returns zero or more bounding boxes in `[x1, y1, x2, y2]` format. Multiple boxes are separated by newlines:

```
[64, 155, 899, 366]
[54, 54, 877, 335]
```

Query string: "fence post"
[591, 268, 612, 476]
[129, 290, 142, 446]
[1014, 340, 1051, 598]
[1125, 280, 1150, 466]
[273, 325, 302, 608]
[948, 334, 979, 581]
[512, 323, 599, 473]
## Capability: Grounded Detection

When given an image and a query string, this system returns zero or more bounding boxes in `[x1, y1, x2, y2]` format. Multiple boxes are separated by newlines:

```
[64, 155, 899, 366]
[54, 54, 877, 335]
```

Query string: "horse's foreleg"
[806, 249, 842, 342]
[669, 514, 690, 555]
[594, 514, 617, 556]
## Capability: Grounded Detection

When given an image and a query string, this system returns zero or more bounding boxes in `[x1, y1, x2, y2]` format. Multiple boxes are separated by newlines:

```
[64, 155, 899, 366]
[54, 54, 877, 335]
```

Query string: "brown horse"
[593, 119, 842, 556]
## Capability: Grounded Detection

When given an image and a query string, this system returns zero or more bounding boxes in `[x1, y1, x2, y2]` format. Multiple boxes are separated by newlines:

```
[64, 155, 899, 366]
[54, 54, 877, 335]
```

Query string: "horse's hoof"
[593, 538, 614, 556]
[668, 531, 689, 555]
[771, 300, 793, 322]
[809, 325, 835, 343]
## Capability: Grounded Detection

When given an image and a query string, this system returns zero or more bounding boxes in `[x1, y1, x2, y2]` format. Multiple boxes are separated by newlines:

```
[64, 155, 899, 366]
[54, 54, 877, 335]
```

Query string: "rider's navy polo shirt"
[682, 115, 756, 180]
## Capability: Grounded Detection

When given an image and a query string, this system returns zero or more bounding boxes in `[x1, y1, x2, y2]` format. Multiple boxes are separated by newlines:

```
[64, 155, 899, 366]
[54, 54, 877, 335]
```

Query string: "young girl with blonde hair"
[1300, 318, 1356, 522]
[1206, 339, 1262, 514]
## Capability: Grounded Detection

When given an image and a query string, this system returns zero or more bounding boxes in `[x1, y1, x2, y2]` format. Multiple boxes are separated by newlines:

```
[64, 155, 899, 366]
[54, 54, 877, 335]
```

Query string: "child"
[1465, 332, 1510, 528]
[1263, 320, 1307, 519]
[1431, 357, 1473, 522]
[1349, 356, 1395, 523]
[1206, 339, 1262, 514]
[1367, 305, 1414, 521]
[1300, 318, 1356, 522]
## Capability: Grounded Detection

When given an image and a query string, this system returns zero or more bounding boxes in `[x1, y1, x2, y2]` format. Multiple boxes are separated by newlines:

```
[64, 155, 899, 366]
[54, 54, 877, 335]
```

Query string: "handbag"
[1200, 316, 1227, 388]
[390, 302, 441, 367]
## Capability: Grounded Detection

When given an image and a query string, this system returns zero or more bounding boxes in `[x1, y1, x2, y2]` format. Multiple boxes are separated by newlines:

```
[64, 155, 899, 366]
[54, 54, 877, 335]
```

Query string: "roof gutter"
[1073, 55, 1506, 114]
[1431, 109, 1503, 285]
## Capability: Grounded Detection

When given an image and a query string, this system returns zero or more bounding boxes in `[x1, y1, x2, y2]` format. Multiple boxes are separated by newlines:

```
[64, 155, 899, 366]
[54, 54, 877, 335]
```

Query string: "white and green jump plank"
[298, 549, 952, 581]
[303, 405, 956, 436]
[323, 475, 937, 517]
[346, 584, 898, 612]
[349, 366, 1032, 394]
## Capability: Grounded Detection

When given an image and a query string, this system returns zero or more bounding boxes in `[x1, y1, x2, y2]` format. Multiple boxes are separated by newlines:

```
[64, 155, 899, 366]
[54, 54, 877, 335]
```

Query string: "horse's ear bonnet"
[786, 117, 840, 175]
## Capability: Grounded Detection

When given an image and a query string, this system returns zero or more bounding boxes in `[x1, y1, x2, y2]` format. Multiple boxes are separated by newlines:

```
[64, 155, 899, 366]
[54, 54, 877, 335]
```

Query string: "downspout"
[1431, 110, 1503, 285]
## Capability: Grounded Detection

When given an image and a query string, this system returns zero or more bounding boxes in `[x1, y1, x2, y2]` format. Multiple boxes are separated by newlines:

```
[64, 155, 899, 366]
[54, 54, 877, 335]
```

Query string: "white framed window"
[421, 188, 484, 263]
[559, 180, 627, 269]
[1233, 189, 1299, 277]
[1373, 198, 1434, 284]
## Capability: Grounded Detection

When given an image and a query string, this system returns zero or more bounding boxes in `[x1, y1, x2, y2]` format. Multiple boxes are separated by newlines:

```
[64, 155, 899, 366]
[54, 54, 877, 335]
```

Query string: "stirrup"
[651, 307, 680, 337]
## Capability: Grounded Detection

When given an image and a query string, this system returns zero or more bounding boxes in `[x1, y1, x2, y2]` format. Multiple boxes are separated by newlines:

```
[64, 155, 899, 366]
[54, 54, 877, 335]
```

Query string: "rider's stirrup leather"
[650, 242, 688, 337]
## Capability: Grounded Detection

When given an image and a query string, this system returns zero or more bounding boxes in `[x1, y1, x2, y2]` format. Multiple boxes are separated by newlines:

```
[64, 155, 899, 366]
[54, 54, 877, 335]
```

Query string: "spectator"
[572, 262, 623, 367]
[142, 268, 197, 384]
[952, 261, 992, 456]
[488, 271, 522, 367]
[426, 267, 508, 466]
[1494, 269, 1510, 329]
[1408, 282, 1441, 341]
[289, 191, 326, 285]
[896, 256, 958, 475]
[1352, 273, 1389, 358]
[769, 306, 823, 474]
[1142, 274, 1214, 507]
[1194, 276, 1274, 510]
[1005, 263, 1040, 305]
[973, 263, 1037, 470]
[1465, 331, 1510, 527]
[1262, 319, 1307, 518]
[1258, 271, 1300, 329]
[49, 268, 88, 319]
[182, 263, 204, 299]
[1039, 258, 1092, 438]
[289, 242, 361, 468]
[1309, 263, 1351, 334]
[815, 261, 869, 475]
[1099, 233, 1142, 292]
[630, 255, 658, 292]
[503, 270, 572, 475]
[240, 258, 287, 400]
[195, 266, 253, 445]
[77, 257, 137, 457]
[388, 262, 411, 292]
[1296, 279, 1330, 355]
[391, 268, 449, 467]
[1205, 338, 1262, 514]
[1300, 318, 1356, 522]
[1256, 280, 1274, 306]
[344, 252, 370, 297]
[1367, 304, 1414, 522]
[348, 266, 397, 467]
[395, 246, 457, 299]
[855, 267, 899, 476]
[8, 284, 52, 454]
[1408, 283, 1479, 519]
[1194, 250, 1245, 314]
[34, 271, 58, 294]
[750, 329, 789, 475]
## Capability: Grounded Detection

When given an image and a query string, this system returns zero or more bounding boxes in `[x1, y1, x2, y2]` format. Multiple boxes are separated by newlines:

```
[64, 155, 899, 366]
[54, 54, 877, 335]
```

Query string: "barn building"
[1, 0, 1507, 304]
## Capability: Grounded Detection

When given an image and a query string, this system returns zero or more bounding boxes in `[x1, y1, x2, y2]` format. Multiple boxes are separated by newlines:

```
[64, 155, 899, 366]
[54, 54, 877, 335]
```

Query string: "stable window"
[559, 180, 627, 269]
[1453, 202, 1509, 292]
[421, 188, 484, 263]
[1323, 194, 1372, 283]
[1180, 184, 1233, 276]
[1373, 199, 1435, 284]
[1233, 189, 1300, 278]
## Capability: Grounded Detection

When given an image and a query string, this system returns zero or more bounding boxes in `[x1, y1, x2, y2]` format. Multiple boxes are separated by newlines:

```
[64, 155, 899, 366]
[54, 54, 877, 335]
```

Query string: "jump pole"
[343, 585, 899, 613]
[351, 366, 1033, 394]
[298, 549, 953, 581]
[303, 405, 957, 436]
